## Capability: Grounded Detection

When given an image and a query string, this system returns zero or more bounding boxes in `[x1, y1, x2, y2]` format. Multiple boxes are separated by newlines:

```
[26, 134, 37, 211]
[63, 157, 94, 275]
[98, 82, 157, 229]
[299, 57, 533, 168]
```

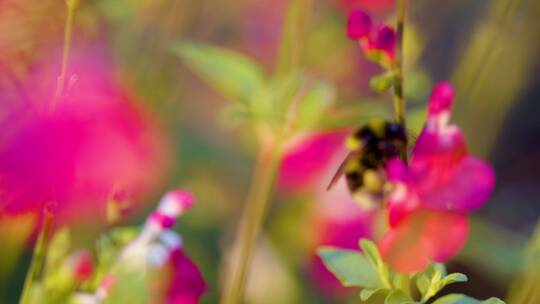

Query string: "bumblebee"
[327, 119, 408, 209]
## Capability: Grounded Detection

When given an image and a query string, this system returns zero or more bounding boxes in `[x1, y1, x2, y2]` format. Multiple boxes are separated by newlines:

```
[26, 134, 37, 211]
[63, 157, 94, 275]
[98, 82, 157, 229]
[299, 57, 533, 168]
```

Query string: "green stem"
[393, 0, 408, 160]
[52, 0, 78, 109]
[19, 209, 55, 304]
[220, 135, 283, 304]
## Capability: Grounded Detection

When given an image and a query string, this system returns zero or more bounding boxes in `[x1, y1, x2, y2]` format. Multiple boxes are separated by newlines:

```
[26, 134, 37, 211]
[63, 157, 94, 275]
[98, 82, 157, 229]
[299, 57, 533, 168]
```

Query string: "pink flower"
[278, 130, 349, 194]
[164, 248, 207, 304]
[0, 47, 169, 223]
[380, 82, 495, 273]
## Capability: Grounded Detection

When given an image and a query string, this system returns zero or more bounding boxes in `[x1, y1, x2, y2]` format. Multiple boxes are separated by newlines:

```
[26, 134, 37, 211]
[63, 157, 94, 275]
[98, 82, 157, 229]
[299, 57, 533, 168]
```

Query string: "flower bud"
[149, 212, 176, 229]
[370, 25, 396, 55]
[428, 81, 455, 116]
[157, 190, 194, 218]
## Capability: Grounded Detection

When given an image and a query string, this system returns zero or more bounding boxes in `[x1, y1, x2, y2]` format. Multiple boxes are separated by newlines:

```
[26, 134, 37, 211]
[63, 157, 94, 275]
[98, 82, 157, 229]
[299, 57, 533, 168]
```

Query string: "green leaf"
[433, 263, 448, 277]
[369, 72, 394, 93]
[294, 81, 334, 130]
[433, 294, 505, 304]
[172, 41, 264, 105]
[416, 274, 430, 295]
[359, 239, 391, 289]
[441, 273, 468, 287]
[360, 288, 389, 301]
[364, 290, 390, 304]
[418, 264, 464, 302]
[318, 247, 383, 288]
[253, 73, 302, 126]
[385, 290, 413, 304]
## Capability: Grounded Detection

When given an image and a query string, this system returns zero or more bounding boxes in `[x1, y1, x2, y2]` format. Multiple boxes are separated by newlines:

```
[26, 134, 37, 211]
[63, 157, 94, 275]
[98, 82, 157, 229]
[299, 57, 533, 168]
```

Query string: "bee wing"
[326, 152, 356, 191]
[406, 129, 419, 155]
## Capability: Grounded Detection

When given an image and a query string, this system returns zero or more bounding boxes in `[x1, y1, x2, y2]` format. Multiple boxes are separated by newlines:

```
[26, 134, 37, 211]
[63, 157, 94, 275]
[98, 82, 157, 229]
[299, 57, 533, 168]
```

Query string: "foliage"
[318, 239, 505, 304]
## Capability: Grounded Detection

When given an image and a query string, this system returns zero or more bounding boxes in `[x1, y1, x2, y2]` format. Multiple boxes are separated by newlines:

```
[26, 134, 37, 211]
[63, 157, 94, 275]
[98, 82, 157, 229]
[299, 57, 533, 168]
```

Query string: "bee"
[327, 119, 408, 209]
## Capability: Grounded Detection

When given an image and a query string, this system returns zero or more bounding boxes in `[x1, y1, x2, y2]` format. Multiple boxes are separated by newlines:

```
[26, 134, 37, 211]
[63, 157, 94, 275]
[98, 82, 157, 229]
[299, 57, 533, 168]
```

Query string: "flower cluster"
[74, 190, 206, 304]
[379, 82, 496, 273]
[347, 9, 397, 66]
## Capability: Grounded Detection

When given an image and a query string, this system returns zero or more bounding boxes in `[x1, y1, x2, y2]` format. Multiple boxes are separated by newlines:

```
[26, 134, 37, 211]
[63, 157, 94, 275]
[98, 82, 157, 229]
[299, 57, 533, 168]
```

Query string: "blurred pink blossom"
[0, 47, 169, 224]
[278, 130, 349, 194]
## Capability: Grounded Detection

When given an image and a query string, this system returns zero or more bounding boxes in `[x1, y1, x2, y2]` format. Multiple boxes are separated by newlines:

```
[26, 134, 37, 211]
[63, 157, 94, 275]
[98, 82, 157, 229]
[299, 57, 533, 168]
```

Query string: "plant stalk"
[220, 135, 282, 304]
[53, 0, 78, 109]
[19, 207, 55, 304]
[393, 0, 408, 160]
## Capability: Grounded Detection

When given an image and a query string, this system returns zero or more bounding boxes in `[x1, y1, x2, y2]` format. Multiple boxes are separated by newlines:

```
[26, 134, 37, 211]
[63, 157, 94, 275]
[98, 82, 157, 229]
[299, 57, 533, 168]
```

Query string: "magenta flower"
[0, 47, 169, 223]
[346, 10, 397, 63]
[380, 82, 496, 273]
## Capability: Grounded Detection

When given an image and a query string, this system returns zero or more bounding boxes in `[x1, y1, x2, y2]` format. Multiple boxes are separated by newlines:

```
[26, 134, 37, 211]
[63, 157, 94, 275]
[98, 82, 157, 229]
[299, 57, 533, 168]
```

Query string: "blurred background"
[0, 0, 539, 303]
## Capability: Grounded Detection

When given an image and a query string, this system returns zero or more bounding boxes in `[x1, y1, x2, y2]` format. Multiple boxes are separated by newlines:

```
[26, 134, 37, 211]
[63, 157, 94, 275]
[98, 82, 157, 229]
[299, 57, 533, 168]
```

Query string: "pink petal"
[410, 151, 495, 212]
[423, 212, 469, 262]
[427, 82, 455, 117]
[379, 218, 430, 273]
[386, 158, 409, 182]
[411, 128, 467, 166]
[387, 183, 419, 228]
[380, 210, 468, 273]
[166, 249, 207, 304]
[347, 10, 372, 40]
